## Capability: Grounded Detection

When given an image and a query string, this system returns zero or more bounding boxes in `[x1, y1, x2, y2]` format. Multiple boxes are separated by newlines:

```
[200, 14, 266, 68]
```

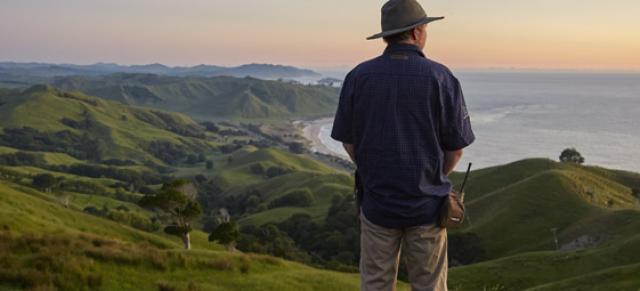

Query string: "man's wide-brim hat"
[367, 0, 444, 40]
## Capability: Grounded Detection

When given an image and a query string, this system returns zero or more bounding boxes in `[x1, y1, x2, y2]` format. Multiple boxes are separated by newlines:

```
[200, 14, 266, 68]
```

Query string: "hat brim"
[366, 16, 444, 40]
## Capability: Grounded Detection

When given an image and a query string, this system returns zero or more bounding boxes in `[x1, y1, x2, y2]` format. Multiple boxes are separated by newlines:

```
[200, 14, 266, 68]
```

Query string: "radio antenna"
[460, 163, 472, 193]
[459, 163, 472, 202]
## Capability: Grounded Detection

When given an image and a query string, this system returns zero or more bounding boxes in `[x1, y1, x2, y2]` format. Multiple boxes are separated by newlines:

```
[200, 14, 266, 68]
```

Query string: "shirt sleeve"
[331, 71, 356, 144]
[440, 73, 475, 151]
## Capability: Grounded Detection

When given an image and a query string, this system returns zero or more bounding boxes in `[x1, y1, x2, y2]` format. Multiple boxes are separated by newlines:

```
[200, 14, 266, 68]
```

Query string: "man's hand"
[343, 143, 356, 163]
[443, 149, 463, 176]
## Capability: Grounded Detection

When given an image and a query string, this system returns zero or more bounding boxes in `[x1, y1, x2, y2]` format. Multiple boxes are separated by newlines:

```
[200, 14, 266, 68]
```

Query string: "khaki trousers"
[359, 211, 448, 291]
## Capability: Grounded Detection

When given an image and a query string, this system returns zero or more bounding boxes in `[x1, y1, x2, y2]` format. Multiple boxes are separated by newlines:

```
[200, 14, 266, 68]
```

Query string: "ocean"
[303, 71, 640, 173]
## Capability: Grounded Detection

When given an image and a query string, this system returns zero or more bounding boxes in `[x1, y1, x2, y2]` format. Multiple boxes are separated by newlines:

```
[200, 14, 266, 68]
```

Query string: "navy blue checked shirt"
[331, 43, 475, 228]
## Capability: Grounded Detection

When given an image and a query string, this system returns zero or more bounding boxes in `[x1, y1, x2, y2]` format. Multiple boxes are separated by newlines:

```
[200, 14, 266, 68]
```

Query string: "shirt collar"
[383, 43, 425, 58]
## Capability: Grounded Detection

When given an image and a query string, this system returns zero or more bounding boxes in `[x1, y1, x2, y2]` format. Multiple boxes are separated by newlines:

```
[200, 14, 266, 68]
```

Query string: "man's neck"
[397, 40, 419, 46]
[388, 41, 424, 51]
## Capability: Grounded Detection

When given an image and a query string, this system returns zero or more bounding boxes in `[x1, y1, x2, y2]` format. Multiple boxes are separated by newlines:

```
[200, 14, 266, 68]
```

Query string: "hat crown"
[381, 0, 427, 32]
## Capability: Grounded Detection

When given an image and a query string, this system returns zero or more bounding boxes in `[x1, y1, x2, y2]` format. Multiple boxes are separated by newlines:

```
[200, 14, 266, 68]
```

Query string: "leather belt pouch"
[439, 191, 465, 228]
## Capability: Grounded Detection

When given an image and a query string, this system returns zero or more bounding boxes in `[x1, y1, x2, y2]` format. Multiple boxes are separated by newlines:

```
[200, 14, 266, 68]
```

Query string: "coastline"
[295, 116, 640, 173]
[296, 117, 349, 159]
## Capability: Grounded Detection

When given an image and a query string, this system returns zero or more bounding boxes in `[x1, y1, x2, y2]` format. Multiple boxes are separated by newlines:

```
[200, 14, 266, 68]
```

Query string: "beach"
[299, 117, 349, 159]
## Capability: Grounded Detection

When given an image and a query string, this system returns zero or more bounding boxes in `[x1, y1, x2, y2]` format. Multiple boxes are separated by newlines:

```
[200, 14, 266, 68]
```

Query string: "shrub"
[219, 144, 242, 154]
[157, 282, 178, 291]
[0, 127, 106, 161]
[268, 189, 315, 209]
[85, 273, 103, 288]
[32, 174, 57, 192]
[249, 163, 265, 175]
[288, 142, 305, 154]
[187, 281, 201, 291]
[0, 152, 46, 167]
[265, 166, 289, 178]
[201, 121, 220, 133]
[209, 222, 239, 251]
[239, 256, 251, 274]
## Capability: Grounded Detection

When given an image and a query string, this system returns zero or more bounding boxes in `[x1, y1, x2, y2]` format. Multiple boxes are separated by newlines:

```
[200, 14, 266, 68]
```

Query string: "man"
[330, 0, 475, 290]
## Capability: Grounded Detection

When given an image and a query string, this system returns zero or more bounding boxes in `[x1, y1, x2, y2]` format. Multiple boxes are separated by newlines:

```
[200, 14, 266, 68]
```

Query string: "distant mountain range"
[0, 62, 321, 88]
[0, 62, 338, 120]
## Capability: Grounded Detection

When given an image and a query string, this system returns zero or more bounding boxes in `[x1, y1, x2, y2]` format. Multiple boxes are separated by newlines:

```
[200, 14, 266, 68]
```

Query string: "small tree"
[139, 179, 201, 250]
[205, 160, 214, 170]
[559, 148, 585, 164]
[209, 221, 239, 251]
[288, 142, 305, 154]
[32, 173, 57, 193]
[266, 166, 288, 178]
[268, 189, 315, 209]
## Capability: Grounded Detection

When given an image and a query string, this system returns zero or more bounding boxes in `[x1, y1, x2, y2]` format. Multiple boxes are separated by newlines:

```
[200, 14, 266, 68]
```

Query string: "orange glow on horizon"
[1, 0, 639, 71]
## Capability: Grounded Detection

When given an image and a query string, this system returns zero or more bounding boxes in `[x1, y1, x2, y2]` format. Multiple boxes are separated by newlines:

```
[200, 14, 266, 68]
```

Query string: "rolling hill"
[51, 74, 339, 120]
[0, 85, 216, 166]
[443, 159, 640, 290]
[204, 146, 352, 225]
[449, 159, 639, 257]
[0, 179, 384, 291]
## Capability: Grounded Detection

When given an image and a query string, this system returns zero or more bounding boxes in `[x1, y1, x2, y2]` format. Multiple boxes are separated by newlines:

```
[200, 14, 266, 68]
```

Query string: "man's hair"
[383, 29, 413, 44]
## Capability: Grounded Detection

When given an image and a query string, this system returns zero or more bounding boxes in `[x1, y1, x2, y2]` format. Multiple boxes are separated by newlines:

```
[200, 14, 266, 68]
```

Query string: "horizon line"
[2, 60, 639, 74]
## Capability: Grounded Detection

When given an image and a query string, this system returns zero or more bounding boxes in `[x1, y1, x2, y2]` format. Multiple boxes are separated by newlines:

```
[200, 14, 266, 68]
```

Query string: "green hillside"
[443, 159, 640, 290]
[52, 74, 339, 120]
[173, 146, 352, 226]
[0, 180, 385, 291]
[0, 85, 216, 165]
[448, 159, 639, 258]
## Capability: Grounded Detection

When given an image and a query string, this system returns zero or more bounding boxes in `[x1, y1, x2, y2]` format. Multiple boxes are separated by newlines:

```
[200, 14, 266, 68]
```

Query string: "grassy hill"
[175, 146, 353, 226]
[0, 179, 387, 291]
[449, 234, 640, 291]
[0, 85, 216, 165]
[447, 159, 640, 258]
[52, 74, 339, 120]
[443, 159, 640, 290]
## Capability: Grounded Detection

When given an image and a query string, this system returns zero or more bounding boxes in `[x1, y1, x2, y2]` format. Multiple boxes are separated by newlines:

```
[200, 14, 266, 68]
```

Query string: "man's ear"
[412, 27, 420, 41]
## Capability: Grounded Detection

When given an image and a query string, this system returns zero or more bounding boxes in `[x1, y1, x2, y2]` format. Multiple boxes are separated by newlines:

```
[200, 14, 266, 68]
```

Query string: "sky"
[1, 0, 639, 71]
